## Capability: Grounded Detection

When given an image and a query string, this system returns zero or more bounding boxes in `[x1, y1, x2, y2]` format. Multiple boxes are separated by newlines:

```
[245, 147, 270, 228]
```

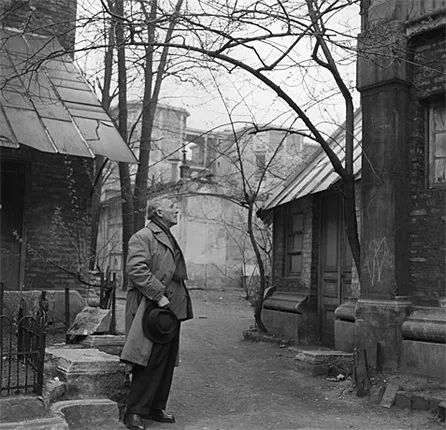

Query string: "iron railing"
[0, 283, 47, 396]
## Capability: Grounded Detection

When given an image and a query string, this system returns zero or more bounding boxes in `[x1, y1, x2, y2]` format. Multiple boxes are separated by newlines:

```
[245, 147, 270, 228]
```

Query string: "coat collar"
[146, 221, 174, 254]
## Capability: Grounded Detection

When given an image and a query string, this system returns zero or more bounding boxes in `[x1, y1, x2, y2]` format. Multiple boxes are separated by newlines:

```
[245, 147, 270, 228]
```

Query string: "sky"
[75, 0, 361, 137]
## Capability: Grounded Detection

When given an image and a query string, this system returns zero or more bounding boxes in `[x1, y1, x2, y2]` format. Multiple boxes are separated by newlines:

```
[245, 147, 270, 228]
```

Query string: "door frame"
[317, 191, 352, 346]
[1, 159, 28, 290]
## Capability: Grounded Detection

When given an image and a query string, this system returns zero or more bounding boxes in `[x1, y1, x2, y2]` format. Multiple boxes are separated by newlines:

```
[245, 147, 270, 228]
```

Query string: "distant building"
[97, 103, 317, 290]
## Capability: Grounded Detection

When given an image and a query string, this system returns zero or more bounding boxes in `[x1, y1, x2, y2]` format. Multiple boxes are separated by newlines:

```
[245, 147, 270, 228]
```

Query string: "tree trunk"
[89, 156, 104, 271]
[89, 10, 114, 271]
[133, 0, 185, 231]
[247, 198, 268, 333]
[115, 0, 133, 289]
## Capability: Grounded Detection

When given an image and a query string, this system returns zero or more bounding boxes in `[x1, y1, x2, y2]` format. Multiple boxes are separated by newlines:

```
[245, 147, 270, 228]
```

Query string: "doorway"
[0, 161, 26, 290]
[319, 193, 352, 347]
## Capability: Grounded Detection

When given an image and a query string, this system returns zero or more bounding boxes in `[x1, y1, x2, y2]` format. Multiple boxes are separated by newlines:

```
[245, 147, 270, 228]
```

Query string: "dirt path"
[117, 289, 442, 430]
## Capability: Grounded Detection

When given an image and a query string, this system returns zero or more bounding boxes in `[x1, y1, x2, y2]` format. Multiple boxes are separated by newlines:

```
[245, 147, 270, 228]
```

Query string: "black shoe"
[124, 413, 145, 430]
[148, 409, 175, 423]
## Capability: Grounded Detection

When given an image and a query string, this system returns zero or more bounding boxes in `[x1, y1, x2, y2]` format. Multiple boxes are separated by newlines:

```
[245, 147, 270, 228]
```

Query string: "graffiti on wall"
[365, 237, 394, 288]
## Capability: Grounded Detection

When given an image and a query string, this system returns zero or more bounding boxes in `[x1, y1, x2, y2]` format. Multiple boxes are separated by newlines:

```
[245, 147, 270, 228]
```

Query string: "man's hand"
[157, 295, 170, 308]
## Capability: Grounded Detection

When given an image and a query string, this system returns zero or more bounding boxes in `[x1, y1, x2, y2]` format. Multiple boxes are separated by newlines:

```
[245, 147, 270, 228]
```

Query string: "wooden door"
[0, 162, 25, 290]
[319, 193, 352, 347]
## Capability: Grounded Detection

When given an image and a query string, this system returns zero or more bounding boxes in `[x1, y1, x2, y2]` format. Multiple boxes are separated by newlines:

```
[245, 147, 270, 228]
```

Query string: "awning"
[262, 109, 362, 212]
[0, 28, 137, 163]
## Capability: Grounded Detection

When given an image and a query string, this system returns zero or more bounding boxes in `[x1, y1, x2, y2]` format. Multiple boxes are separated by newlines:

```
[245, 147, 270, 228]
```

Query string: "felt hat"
[142, 301, 179, 344]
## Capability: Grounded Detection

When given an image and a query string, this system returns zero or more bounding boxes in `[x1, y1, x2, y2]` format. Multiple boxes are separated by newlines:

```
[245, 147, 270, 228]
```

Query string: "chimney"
[180, 148, 190, 179]
[169, 158, 180, 182]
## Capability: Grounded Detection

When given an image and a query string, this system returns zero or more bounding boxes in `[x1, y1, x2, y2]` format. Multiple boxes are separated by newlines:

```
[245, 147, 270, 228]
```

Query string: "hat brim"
[142, 301, 179, 344]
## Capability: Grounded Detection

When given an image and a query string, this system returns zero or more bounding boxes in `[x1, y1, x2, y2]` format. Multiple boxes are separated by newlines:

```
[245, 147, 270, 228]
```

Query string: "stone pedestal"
[45, 347, 128, 401]
[355, 299, 412, 371]
[334, 298, 357, 353]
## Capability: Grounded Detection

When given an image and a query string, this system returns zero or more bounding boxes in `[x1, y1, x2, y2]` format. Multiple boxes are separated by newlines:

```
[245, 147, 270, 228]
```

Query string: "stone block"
[380, 382, 399, 408]
[411, 394, 430, 411]
[79, 335, 126, 355]
[262, 308, 299, 342]
[402, 340, 446, 379]
[67, 307, 111, 336]
[439, 401, 446, 422]
[429, 397, 442, 414]
[334, 320, 355, 352]
[395, 391, 412, 409]
[45, 347, 128, 401]
[294, 349, 353, 377]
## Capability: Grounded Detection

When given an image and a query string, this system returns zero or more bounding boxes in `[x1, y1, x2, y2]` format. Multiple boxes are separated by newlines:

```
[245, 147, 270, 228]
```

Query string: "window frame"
[285, 209, 304, 277]
[427, 101, 446, 189]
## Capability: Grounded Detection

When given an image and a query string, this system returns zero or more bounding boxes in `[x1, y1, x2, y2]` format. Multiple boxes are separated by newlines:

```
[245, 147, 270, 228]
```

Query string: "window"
[255, 152, 266, 179]
[428, 102, 446, 187]
[286, 211, 303, 275]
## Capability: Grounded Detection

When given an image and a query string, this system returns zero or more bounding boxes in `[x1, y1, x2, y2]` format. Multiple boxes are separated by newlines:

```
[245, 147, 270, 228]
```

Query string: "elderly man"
[121, 197, 193, 430]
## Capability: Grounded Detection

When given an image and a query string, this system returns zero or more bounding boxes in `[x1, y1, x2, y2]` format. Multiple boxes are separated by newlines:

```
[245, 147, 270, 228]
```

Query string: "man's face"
[158, 199, 179, 228]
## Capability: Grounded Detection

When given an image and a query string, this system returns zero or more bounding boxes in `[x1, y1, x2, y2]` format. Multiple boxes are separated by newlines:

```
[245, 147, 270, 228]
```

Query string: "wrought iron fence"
[0, 283, 47, 396]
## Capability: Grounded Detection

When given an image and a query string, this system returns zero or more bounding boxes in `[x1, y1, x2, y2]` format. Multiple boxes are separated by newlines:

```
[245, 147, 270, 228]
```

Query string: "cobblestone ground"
[116, 289, 443, 430]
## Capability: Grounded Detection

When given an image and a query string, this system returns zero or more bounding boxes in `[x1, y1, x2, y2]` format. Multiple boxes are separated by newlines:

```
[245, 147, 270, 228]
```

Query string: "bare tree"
[100, 0, 362, 280]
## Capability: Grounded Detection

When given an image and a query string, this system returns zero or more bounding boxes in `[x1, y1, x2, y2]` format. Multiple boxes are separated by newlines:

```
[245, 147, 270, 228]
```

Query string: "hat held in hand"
[142, 301, 179, 344]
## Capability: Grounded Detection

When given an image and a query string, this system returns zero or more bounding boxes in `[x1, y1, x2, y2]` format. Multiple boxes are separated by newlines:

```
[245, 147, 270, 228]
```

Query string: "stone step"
[291, 347, 353, 377]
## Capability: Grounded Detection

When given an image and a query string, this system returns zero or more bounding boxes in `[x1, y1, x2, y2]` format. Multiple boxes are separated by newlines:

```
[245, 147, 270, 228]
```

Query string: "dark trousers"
[126, 326, 180, 416]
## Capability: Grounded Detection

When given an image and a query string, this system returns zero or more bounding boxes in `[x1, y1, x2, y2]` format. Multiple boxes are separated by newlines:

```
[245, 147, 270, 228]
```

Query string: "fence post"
[99, 271, 105, 309]
[0, 282, 3, 315]
[65, 287, 70, 343]
[36, 290, 47, 396]
[110, 273, 117, 335]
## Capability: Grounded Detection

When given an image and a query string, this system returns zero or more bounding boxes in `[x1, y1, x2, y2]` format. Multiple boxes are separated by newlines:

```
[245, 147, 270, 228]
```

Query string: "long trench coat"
[120, 222, 193, 367]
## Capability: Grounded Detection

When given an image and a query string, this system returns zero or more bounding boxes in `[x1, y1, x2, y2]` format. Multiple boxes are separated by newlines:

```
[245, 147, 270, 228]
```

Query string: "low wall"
[2, 290, 84, 330]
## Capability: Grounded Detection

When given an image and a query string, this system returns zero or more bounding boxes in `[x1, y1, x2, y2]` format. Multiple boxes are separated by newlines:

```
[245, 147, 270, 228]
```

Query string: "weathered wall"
[1, 0, 78, 52]
[408, 28, 446, 306]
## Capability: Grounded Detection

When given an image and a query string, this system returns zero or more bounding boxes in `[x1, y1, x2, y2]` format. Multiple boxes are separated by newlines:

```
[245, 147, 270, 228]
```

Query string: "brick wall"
[23, 150, 93, 291]
[1, 0, 77, 52]
[408, 27, 446, 306]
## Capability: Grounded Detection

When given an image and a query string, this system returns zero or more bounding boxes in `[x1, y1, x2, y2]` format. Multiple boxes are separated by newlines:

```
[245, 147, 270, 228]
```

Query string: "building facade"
[0, 0, 135, 291]
[260, 0, 445, 381]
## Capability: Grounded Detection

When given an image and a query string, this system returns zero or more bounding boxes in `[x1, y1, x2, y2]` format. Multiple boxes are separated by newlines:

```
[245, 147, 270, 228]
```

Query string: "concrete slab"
[51, 398, 123, 430]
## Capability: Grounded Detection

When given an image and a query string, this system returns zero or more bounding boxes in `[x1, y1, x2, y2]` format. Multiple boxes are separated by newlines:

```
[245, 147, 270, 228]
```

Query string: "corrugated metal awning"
[0, 28, 137, 163]
[262, 109, 362, 211]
